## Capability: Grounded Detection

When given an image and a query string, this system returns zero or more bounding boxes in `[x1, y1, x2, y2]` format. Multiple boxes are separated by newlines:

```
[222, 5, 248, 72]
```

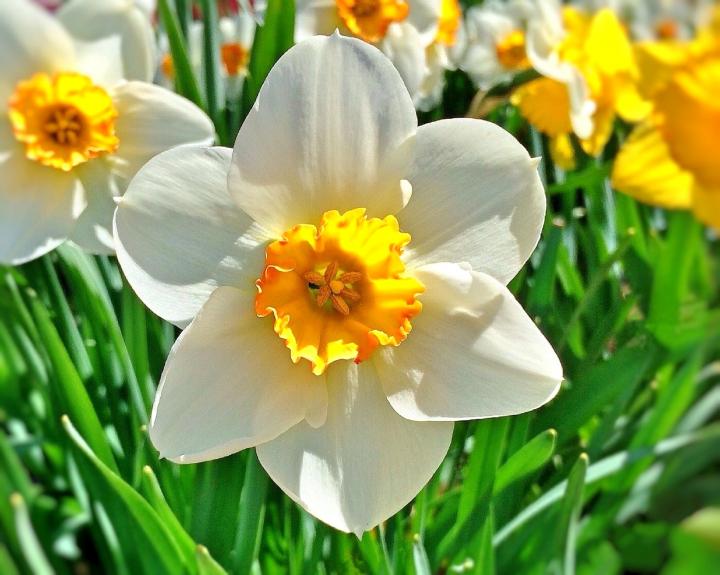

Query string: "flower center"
[161, 53, 175, 79]
[256, 209, 424, 375]
[8, 72, 119, 172]
[303, 262, 363, 316]
[336, 0, 409, 43]
[221, 42, 249, 76]
[435, 0, 461, 46]
[496, 30, 529, 70]
[655, 19, 679, 40]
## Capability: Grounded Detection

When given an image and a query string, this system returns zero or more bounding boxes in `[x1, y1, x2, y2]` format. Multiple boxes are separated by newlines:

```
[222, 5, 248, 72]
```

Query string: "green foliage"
[1, 6, 719, 575]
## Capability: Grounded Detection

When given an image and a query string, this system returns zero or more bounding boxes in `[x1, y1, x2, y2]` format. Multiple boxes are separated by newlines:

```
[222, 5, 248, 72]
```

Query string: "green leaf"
[231, 450, 268, 574]
[62, 416, 191, 574]
[533, 345, 658, 442]
[196, 545, 229, 575]
[57, 246, 151, 423]
[140, 465, 197, 565]
[493, 429, 557, 496]
[28, 293, 117, 473]
[435, 419, 508, 565]
[158, 0, 206, 108]
[557, 454, 588, 575]
[237, 0, 295, 125]
[0, 430, 35, 502]
[199, 0, 228, 143]
[0, 544, 20, 575]
[412, 535, 432, 575]
[494, 424, 720, 547]
[191, 454, 245, 565]
[9, 493, 54, 575]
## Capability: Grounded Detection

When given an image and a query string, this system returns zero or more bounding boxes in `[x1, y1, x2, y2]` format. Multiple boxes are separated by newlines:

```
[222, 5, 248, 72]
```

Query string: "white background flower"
[0, 0, 214, 265]
[459, 0, 529, 90]
[294, 0, 457, 111]
[114, 33, 562, 535]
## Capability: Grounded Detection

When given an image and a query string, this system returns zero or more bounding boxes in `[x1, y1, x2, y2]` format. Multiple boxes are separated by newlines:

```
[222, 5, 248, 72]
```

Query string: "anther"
[331, 294, 350, 315]
[305, 261, 362, 314]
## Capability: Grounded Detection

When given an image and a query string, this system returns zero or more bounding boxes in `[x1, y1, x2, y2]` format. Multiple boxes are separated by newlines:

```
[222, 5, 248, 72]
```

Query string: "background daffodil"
[612, 18, 720, 228]
[0, 0, 214, 265]
[295, 0, 463, 110]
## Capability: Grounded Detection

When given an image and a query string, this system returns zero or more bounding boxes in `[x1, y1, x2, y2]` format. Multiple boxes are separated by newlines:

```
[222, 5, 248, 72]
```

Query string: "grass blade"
[159, 0, 206, 108]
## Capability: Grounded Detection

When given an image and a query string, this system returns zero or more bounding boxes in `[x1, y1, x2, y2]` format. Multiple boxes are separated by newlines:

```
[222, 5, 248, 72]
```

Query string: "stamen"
[339, 271, 362, 284]
[341, 289, 361, 302]
[304, 271, 326, 286]
[44, 105, 85, 146]
[305, 261, 363, 314]
[324, 261, 339, 283]
[317, 285, 331, 307]
[331, 294, 350, 315]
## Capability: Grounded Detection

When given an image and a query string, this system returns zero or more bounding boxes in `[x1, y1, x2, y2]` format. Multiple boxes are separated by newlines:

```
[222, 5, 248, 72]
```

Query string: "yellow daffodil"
[0, 0, 214, 265]
[612, 24, 720, 228]
[514, 1, 649, 168]
[114, 34, 563, 534]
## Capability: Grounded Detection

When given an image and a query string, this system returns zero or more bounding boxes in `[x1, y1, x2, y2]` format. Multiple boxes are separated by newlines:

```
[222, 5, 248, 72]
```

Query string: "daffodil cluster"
[447, 0, 720, 228]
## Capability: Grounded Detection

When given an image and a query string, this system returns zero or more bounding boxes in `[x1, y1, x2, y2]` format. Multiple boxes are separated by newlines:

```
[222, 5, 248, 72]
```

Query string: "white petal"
[69, 159, 120, 255]
[400, 119, 546, 285]
[407, 0, 442, 44]
[376, 263, 562, 421]
[294, 0, 340, 41]
[57, 0, 155, 83]
[257, 361, 453, 535]
[111, 82, 215, 181]
[566, 67, 596, 140]
[525, 0, 566, 78]
[236, 12, 257, 48]
[415, 43, 449, 112]
[381, 23, 427, 103]
[114, 146, 271, 328]
[151, 286, 325, 464]
[228, 33, 416, 235]
[72, 35, 125, 89]
[0, 146, 84, 265]
[0, 0, 75, 103]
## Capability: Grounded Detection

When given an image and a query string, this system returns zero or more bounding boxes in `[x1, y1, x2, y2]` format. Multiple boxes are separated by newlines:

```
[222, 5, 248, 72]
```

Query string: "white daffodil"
[158, 14, 255, 101]
[459, 0, 532, 90]
[0, 0, 214, 265]
[114, 34, 563, 535]
[294, 0, 462, 111]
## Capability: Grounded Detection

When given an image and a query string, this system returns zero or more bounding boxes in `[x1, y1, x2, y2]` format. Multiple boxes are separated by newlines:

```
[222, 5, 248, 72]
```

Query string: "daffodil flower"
[114, 34, 563, 534]
[295, 0, 462, 111]
[514, 1, 649, 169]
[612, 24, 720, 228]
[0, 0, 214, 265]
[459, 0, 532, 91]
